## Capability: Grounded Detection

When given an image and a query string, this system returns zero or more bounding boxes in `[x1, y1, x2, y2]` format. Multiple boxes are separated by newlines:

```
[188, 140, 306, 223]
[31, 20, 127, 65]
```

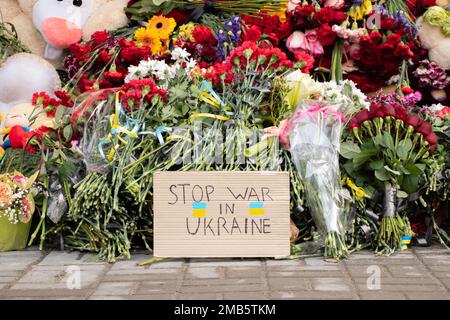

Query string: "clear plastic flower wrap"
[283, 100, 349, 258]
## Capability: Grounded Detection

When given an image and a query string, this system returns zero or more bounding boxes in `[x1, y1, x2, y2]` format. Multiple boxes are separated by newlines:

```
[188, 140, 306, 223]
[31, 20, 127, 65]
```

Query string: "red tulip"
[9, 126, 28, 149]
[384, 105, 396, 117]
[348, 120, 361, 130]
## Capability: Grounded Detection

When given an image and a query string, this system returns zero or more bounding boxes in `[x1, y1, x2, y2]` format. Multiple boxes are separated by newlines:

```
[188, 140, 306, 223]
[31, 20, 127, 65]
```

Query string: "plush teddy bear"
[416, 6, 450, 70]
[0, 0, 129, 60]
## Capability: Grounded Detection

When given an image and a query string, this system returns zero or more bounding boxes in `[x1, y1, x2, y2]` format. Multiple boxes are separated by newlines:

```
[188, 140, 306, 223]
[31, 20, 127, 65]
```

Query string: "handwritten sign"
[153, 171, 290, 257]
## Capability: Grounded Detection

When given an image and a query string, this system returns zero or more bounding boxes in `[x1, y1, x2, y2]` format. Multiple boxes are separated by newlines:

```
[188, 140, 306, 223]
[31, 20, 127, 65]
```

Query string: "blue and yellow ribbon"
[400, 235, 412, 251]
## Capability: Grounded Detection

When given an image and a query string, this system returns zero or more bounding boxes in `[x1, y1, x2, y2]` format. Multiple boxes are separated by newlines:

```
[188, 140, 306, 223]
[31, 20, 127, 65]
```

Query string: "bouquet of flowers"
[284, 100, 349, 259]
[342, 95, 439, 252]
[0, 171, 41, 251]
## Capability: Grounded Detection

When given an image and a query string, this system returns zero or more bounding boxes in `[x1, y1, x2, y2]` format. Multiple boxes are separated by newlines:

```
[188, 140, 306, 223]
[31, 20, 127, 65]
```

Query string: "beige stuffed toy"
[416, 6, 450, 70]
[0, 0, 129, 61]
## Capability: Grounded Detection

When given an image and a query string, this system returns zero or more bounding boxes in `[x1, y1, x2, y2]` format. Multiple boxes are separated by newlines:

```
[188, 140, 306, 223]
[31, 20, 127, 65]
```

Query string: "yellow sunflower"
[147, 15, 177, 40]
[134, 27, 162, 55]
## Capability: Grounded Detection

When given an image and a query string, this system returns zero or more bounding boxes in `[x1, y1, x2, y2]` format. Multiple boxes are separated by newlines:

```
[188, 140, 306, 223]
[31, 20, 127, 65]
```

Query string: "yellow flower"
[345, 178, 366, 199]
[134, 27, 163, 55]
[266, 1, 288, 22]
[147, 15, 177, 40]
[348, 0, 372, 21]
[178, 22, 196, 42]
[0, 182, 13, 207]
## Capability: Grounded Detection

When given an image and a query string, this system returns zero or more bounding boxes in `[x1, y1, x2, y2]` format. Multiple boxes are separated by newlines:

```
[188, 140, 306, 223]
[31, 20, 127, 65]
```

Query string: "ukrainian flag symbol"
[249, 202, 265, 216]
[192, 202, 207, 218]
[400, 235, 412, 251]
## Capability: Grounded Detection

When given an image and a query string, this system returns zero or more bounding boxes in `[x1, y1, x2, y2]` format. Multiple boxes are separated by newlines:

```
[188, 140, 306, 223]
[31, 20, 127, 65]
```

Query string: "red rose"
[394, 106, 408, 121]
[348, 120, 361, 130]
[317, 24, 337, 46]
[354, 109, 371, 123]
[425, 132, 438, 146]
[165, 9, 190, 24]
[369, 103, 385, 118]
[381, 18, 396, 30]
[345, 73, 381, 93]
[416, 120, 432, 136]
[405, 114, 421, 128]
[193, 26, 218, 46]
[90, 30, 109, 47]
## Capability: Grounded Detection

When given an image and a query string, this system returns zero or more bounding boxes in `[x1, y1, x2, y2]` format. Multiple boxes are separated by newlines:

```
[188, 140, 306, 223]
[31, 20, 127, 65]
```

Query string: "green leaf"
[340, 141, 361, 159]
[397, 139, 412, 160]
[404, 163, 424, 176]
[63, 125, 72, 141]
[353, 148, 378, 167]
[55, 106, 65, 124]
[369, 160, 384, 170]
[375, 168, 391, 181]
[401, 175, 419, 194]
[383, 132, 395, 151]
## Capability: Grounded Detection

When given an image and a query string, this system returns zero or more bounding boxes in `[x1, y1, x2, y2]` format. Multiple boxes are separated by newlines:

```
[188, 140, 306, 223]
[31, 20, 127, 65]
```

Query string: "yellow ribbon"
[189, 113, 231, 121]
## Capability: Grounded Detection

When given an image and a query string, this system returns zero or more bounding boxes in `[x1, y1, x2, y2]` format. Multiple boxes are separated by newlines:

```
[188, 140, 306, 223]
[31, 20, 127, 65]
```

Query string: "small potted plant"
[0, 171, 40, 251]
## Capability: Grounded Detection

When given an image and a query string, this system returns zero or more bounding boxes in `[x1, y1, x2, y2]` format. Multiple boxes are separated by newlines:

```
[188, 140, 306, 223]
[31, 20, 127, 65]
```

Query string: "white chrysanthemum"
[171, 47, 191, 61]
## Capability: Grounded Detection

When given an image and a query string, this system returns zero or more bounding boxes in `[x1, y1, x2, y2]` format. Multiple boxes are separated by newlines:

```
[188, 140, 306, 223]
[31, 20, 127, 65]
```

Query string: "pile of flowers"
[1, 0, 449, 260]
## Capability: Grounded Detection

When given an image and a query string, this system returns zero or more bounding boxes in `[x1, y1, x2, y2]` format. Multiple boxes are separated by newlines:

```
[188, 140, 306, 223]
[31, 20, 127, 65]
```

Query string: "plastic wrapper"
[285, 100, 347, 238]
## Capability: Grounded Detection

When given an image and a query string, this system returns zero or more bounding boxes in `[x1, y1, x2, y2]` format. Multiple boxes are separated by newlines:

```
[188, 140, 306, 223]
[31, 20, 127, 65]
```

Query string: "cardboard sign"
[153, 171, 290, 257]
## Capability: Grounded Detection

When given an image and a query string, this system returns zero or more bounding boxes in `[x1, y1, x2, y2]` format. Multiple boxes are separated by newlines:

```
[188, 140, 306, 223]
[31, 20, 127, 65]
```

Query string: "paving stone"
[267, 265, 340, 272]
[176, 293, 223, 300]
[89, 294, 175, 300]
[359, 292, 406, 300]
[311, 278, 351, 292]
[0, 276, 18, 283]
[92, 282, 138, 296]
[351, 276, 436, 285]
[186, 267, 223, 279]
[345, 265, 391, 277]
[37, 251, 82, 266]
[179, 284, 263, 294]
[265, 260, 304, 267]
[183, 278, 262, 287]
[267, 277, 310, 291]
[2, 289, 92, 298]
[12, 265, 107, 290]
[356, 283, 443, 292]
[266, 271, 344, 278]
[108, 267, 180, 276]
[136, 280, 178, 295]
[225, 267, 263, 278]
[189, 259, 262, 267]
[270, 291, 356, 300]
[386, 265, 428, 277]
[223, 292, 267, 300]
[104, 273, 179, 282]
[304, 258, 342, 266]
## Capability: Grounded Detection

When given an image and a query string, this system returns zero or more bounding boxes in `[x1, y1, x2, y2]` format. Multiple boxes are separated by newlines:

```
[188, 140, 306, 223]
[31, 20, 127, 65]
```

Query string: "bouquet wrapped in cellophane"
[284, 100, 349, 259]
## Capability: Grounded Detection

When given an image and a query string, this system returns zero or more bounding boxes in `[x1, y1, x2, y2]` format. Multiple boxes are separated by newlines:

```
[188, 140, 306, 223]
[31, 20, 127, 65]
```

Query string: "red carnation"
[243, 25, 262, 42]
[394, 44, 414, 59]
[332, 11, 347, 24]
[90, 30, 109, 47]
[104, 71, 124, 84]
[386, 33, 401, 45]
[317, 24, 337, 46]
[381, 18, 396, 30]
[369, 31, 383, 44]
[379, 42, 395, 56]
[296, 4, 315, 17]
[359, 35, 372, 47]
[193, 26, 217, 47]
[294, 50, 315, 73]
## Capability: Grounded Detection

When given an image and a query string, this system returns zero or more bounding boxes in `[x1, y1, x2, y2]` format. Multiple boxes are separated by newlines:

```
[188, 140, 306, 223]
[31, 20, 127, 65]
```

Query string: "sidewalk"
[1, 246, 449, 300]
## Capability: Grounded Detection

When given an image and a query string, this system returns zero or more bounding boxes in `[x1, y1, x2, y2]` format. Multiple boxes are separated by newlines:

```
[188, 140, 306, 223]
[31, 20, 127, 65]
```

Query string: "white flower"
[429, 103, 445, 112]
[171, 47, 191, 61]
